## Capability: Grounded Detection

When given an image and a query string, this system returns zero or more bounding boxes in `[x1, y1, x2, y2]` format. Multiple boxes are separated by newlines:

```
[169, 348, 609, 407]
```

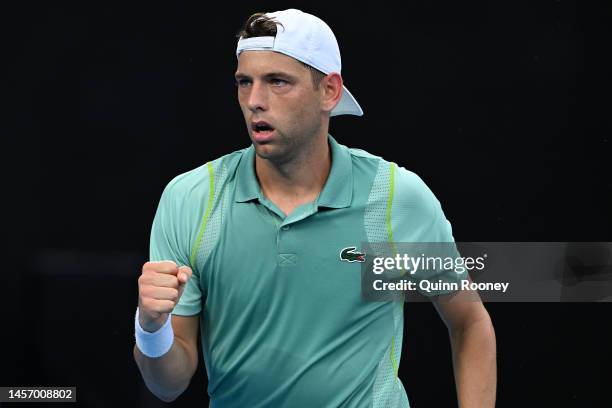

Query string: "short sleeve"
[149, 177, 203, 316]
[392, 165, 468, 297]
[422, 197, 469, 296]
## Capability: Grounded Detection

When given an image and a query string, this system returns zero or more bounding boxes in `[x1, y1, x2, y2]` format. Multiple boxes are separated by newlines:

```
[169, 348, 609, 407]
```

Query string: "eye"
[270, 78, 288, 86]
[235, 79, 251, 87]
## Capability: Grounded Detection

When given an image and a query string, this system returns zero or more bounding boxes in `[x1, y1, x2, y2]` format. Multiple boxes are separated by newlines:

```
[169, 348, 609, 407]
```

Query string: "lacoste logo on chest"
[339, 246, 366, 263]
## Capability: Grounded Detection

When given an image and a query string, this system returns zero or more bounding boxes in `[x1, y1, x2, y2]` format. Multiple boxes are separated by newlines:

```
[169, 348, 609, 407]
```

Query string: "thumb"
[177, 265, 193, 285]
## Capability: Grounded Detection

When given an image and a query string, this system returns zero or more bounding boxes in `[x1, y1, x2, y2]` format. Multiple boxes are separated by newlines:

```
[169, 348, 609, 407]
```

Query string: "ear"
[320, 73, 343, 113]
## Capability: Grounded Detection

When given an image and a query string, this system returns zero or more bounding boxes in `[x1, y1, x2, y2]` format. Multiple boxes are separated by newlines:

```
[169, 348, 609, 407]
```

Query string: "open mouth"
[252, 121, 275, 136]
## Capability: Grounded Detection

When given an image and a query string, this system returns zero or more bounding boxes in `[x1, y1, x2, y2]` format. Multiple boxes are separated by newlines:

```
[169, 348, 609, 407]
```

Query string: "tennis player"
[134, 9, 496, 407]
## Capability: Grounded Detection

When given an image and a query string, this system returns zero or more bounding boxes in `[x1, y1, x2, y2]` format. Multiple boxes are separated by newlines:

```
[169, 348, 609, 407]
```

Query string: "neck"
[255, 132, 331, 205]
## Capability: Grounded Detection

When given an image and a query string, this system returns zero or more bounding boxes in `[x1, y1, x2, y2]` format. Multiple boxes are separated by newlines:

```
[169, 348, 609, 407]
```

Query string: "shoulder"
[339, 141, 452, 241]
[160, 148, 246, 204]
[345, 144, 438, 218]
[347, 147, 382, 161]
[346, 146, 386, 171]
[347, 145, 436, 206]
[393, 165, 438, 217]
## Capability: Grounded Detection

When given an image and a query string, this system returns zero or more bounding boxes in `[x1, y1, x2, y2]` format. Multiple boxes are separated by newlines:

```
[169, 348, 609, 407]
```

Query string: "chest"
[202, 201, 369, 310]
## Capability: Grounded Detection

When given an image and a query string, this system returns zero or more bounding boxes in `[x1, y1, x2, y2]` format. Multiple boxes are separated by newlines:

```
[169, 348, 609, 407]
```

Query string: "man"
[134, 8, 496, 407]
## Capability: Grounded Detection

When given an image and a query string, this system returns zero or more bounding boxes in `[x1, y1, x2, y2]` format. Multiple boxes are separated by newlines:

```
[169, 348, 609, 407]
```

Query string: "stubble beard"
[254, 119, 322, 168]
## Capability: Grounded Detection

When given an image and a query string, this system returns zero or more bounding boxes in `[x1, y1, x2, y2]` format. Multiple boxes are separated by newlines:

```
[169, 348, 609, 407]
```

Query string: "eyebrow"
[234, 72, 298, 81]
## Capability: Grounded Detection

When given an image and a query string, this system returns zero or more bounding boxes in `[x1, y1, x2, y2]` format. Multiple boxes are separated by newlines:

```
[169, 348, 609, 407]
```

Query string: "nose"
[246, 81, 268, 113]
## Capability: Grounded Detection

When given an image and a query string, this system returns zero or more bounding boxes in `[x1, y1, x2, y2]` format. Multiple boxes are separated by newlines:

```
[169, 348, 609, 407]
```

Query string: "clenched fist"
[138, 261, 192, 332]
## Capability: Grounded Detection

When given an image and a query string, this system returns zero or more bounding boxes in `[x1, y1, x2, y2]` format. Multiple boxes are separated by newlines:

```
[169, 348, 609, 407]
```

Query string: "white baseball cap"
[236, 8, 364, 117]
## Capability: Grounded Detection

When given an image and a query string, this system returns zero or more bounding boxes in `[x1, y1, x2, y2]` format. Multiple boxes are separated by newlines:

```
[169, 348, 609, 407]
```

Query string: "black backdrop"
[3, 1, 611, 407]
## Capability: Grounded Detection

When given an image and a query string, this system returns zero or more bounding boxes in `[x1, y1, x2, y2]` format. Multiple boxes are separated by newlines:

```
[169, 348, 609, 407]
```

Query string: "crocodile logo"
[340, 247, 366, 263]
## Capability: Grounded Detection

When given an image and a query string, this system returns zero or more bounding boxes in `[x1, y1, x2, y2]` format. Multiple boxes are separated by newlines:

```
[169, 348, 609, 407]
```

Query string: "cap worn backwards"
[236, 8, 363, 117]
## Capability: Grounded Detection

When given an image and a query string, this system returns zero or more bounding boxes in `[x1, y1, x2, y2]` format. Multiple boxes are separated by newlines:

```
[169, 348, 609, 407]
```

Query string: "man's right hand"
[138, 261, 192, 332]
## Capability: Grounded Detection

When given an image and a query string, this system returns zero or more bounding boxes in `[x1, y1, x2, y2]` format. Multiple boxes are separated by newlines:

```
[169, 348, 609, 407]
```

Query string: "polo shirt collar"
[234, 134, 353, 209]
[317, 135, 353, 208]
[234, 142, 260, 203]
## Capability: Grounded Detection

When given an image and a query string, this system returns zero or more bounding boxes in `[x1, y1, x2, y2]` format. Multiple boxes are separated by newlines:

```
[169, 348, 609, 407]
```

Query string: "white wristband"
[135, 307, 174, 358]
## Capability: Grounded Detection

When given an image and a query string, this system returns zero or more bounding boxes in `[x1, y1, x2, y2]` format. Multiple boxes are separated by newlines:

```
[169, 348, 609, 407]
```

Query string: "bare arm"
[133, 261, 200, 402]
[432, 281, 497, 407]
[134, 314, 199, 402]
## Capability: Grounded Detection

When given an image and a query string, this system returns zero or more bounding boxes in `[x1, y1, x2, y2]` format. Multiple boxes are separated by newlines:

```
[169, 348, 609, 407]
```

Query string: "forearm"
[133, 338, 196, 402]
[450, 313, 497, 408]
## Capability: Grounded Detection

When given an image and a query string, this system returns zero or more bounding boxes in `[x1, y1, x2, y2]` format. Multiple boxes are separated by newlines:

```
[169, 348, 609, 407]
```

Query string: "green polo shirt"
[149, 135, 463, 407]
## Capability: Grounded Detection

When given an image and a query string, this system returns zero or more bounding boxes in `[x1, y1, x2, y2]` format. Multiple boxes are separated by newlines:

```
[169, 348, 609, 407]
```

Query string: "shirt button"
[281, 225, 290, 231]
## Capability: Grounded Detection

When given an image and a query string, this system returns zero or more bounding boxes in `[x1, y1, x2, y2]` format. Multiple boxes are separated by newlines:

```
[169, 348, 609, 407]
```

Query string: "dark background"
[3, 1, 611, 407]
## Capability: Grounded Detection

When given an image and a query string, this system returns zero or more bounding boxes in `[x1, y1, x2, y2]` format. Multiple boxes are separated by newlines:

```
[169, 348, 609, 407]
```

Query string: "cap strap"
[236, 36, 276, 57]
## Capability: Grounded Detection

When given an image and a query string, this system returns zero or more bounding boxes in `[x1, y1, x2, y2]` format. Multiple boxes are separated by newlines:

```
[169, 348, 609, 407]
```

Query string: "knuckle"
[151, 302, 162, 314]
[143, 260, 177, 274]
[140, 269, 154, 283]
[138, 272, 152, 284]
[160, 260, 178, 273]
[170, 288, 179, 301]
[151, 301, 164, 313]
[155, 275, 177, 289]
[142, 261, 157, 274]
[140, 286, 153, 299]
[157, 301, 173, 314]
[141, 298, 152, 310]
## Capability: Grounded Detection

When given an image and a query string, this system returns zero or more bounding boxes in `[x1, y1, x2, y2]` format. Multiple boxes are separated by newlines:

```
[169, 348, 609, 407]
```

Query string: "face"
[235, 50, 325, 163]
